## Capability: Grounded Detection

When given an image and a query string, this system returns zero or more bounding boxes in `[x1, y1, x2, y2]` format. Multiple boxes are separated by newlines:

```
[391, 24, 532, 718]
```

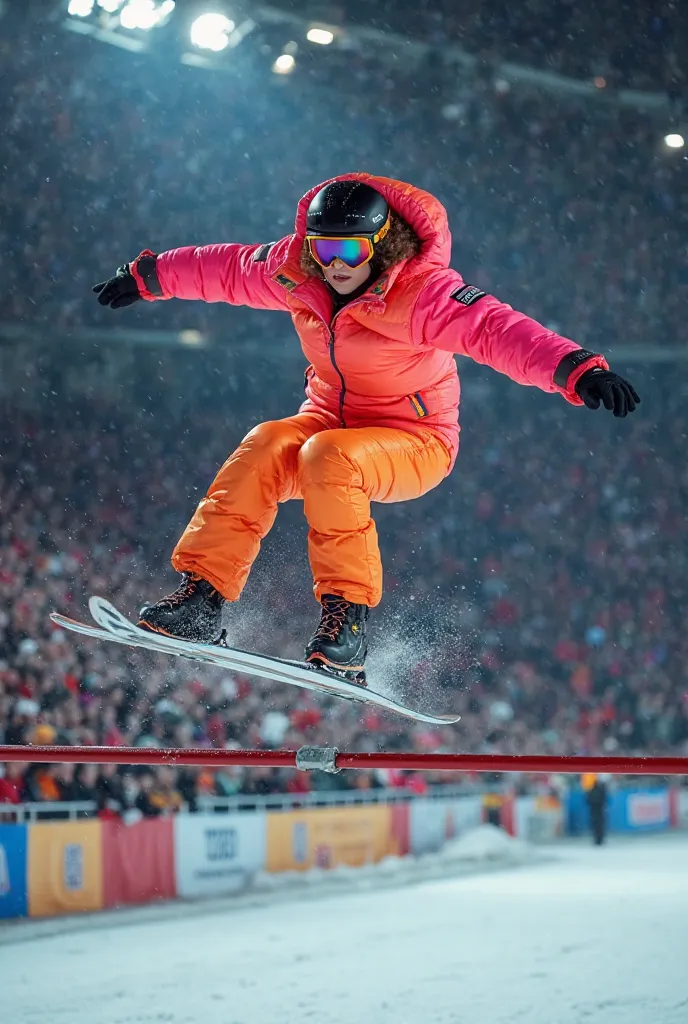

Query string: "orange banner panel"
[28, 821, 103, 918]
[267, 805, 395, 872]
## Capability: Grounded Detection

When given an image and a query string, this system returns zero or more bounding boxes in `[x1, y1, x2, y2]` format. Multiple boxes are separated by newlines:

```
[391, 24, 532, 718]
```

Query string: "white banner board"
[174, 813, 266, 897]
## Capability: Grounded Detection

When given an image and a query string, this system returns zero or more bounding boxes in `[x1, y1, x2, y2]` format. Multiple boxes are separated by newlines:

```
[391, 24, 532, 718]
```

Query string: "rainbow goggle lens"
[307, 216, 390, 269]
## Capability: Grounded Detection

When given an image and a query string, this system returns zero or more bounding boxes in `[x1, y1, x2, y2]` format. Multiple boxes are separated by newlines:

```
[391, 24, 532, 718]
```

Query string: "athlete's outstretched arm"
[412, 270, 639, 416]
[94, 239, 292, 312]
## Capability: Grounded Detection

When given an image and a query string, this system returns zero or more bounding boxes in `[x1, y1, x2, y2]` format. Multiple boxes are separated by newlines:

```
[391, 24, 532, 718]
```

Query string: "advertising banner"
[175, 813, 266, 897]
[0, 824, 28, 919]
[449, 796, 483, 837]
[27, 821, 103, 918]
[390, 803, 410, 857]
[623, 790, 670, 831]
[566, 787, 672, 835]
[409, 797, 482, 855]
[513, 796, 563, 843]
[409, 799, 447, 855]
[102, 818, 175, 908]
[266, 806, 396, 872]
[674, 788, 688, 830]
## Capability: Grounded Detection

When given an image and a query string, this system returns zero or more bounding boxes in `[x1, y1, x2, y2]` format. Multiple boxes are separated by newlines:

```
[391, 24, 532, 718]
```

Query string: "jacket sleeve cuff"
[129, 250, 164, 301]
[553, 349, 609, 405]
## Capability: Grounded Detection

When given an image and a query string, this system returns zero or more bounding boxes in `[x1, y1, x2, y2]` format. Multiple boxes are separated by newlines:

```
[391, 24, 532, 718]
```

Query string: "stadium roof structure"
[50, 0, 682, 114]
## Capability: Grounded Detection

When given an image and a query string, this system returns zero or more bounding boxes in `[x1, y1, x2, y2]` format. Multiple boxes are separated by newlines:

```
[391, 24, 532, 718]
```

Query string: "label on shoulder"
[450, 284, 486, 306]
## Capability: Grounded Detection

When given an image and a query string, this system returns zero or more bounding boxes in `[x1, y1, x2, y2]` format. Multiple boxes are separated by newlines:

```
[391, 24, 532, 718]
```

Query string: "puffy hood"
[294, 173, 452, 272]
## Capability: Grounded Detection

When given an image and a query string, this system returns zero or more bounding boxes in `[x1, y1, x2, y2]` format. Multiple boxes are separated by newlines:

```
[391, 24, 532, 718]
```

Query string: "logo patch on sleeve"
[450, 284, 486, 306]
[252, 243, 274, 263]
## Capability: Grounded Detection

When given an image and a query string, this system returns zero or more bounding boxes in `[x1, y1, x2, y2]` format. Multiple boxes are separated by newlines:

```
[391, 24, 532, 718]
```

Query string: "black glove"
[575, 368, 640, 418]
[93, 263, 141, 309]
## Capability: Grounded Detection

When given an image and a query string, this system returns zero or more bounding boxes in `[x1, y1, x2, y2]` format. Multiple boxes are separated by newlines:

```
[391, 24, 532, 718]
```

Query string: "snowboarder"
[93, 173, 639, 684]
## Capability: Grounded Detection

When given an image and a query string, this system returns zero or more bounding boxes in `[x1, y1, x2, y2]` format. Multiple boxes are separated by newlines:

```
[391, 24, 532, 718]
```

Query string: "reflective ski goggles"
[306, 217, 390, 269]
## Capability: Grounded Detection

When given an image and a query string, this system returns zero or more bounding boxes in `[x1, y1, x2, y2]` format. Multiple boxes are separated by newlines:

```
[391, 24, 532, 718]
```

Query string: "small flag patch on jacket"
[409, 392, 428, 418]
[450, 284, 486, 306]
[274, 272, 297, 291]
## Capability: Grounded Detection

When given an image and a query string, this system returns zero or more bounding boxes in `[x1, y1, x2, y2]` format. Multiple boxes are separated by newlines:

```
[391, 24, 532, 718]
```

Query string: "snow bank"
[435, 824, 532, 864]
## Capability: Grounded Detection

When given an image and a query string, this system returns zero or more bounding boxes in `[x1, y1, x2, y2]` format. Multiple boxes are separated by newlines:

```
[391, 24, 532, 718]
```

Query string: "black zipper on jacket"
[308, 295, 381, 430]
[328, 325, 347, 427]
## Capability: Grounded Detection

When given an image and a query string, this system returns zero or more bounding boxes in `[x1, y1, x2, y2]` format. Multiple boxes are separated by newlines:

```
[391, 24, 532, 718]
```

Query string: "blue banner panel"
[0, 824, 28, 919]
[566, 788, 671, 836]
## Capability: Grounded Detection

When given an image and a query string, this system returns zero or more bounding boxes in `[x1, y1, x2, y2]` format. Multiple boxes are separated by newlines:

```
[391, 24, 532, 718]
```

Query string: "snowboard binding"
[308, 659, 368, 689]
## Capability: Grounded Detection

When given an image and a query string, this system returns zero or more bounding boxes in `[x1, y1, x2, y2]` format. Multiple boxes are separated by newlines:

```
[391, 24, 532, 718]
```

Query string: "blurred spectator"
[134, 773, 163, 818]
[54, 763, 79, 802]
[147, 767, 184, 816]
[96, 762, 124, 818]
[584, 774, 611, 845]
[72, 763, 100, 804]
[0, 763, 27, 805]
[24, 765, 62, 803]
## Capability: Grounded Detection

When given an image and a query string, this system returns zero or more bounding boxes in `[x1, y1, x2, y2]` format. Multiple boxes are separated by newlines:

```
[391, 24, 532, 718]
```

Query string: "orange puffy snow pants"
[171, 414, 450, 607]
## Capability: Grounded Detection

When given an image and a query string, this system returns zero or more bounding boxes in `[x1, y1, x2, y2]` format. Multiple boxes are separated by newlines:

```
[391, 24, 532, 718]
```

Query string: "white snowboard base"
[49, 597, 461, 726]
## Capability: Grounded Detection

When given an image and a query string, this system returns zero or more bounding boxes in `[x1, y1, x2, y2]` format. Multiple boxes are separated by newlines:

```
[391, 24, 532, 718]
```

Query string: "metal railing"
[0, 784, 480, 822]
[197, 783, 474, 814]
[0, 801, 96, 824]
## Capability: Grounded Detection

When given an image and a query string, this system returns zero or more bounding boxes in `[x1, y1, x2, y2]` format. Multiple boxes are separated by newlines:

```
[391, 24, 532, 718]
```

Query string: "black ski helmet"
[306, 180, 389, 237]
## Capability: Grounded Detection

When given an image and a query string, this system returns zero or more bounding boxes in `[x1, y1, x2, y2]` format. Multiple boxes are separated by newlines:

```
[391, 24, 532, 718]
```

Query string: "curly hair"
[300, 210, 422, 279]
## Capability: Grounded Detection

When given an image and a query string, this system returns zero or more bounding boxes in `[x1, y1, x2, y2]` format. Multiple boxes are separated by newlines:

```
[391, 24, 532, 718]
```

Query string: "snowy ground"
[3, 833, 688, 1024]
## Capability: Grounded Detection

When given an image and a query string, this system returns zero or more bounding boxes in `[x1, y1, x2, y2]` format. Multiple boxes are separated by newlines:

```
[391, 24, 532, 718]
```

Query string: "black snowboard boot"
[305, 594, 369, 685]
[138, 572, 225, 643]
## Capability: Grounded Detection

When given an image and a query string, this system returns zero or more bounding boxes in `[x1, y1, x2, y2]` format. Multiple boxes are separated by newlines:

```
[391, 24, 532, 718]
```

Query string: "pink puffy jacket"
[132, 173, 607, 471]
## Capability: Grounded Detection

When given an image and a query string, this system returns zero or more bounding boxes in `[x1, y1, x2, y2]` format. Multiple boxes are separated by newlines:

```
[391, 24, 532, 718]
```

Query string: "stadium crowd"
[347, 0, 686, 92]
[1, 14, 687, 811]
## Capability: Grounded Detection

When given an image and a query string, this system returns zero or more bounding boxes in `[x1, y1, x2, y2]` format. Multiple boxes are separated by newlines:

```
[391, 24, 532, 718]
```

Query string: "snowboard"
[49, 597, 461, 726]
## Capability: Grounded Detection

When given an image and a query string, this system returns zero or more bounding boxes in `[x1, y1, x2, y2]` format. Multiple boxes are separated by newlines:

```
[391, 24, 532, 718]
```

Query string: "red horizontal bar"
[1, 745, 687, 775]
[0, 745, 295, 769]
[337, 753, 688, 775]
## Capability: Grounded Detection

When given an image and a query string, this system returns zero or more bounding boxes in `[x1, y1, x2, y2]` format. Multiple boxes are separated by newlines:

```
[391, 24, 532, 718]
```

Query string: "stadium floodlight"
[190, 12, 235, 52]
[97, 0, 125, 12]
[119, 0, 175, 30]
[273, 53, 295, 74]
[664, 132, 685, 149]
[68, 0, 95, 14]
[306, 27, 334, 45]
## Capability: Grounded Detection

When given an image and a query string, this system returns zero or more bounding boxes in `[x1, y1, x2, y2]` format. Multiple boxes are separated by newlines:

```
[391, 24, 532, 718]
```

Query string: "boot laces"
[159, 574, 199, 609]
[313, 597, 352, 642]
